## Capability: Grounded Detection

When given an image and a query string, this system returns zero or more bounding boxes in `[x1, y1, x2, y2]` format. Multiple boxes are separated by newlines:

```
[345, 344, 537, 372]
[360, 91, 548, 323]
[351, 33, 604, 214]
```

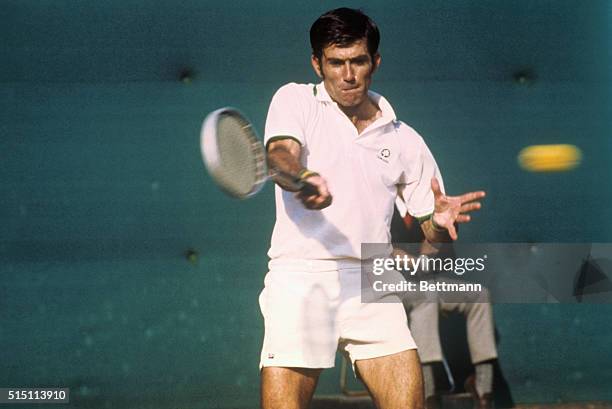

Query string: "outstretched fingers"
[447, 223, 458, 240]
[458, 190, 486, 204]
[456, 214, 471, 223]
[460, 202, 482, 213]
[430, 178, 486, 239]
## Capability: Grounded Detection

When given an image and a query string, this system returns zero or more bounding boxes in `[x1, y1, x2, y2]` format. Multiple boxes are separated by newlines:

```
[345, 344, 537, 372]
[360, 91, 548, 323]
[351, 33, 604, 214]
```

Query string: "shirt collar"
[314, 81, 397, 123]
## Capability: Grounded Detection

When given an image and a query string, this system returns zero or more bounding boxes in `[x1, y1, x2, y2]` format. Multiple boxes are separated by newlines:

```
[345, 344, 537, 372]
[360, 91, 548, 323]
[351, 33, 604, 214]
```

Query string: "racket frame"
[200, 107, 268, 198]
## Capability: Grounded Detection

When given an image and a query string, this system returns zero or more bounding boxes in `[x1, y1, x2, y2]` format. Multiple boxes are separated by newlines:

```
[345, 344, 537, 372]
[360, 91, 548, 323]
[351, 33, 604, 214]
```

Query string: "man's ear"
[311, 55, 323, 78]
[371, 53, 381, 74]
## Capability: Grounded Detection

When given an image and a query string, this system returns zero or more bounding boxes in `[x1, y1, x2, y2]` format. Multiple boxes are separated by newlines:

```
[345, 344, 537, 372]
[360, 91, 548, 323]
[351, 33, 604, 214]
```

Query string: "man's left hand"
[431, 177, 486, 240]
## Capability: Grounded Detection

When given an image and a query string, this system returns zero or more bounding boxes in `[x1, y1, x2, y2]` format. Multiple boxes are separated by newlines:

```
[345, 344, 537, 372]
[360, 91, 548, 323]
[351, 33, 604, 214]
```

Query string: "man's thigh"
[355, 349, 424, 409]
[261, 367, 323, 409]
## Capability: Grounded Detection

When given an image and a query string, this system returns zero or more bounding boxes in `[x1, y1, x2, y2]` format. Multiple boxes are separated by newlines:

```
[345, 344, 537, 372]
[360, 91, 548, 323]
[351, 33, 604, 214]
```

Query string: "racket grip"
[299, 181, 319, 196]
[271, 167, 320, 195]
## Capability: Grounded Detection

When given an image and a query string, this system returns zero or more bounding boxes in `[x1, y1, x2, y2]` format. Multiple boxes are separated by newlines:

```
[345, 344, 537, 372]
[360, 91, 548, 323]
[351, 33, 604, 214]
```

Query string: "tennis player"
[259, 8, 485, 409]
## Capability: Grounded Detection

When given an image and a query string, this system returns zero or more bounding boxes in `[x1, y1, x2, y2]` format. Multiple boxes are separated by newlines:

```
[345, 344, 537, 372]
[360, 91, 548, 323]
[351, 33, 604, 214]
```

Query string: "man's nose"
[342, 62, 356, 82]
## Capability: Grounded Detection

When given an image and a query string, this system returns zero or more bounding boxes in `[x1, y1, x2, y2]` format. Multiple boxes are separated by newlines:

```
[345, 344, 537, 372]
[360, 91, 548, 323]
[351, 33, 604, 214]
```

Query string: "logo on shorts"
[268, 353, 275, 359]
[377, 148, 391, 163]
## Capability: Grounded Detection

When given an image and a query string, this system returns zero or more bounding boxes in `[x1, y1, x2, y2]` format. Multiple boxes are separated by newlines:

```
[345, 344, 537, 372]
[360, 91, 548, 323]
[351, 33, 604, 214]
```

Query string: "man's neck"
[339, 98, 382, 133]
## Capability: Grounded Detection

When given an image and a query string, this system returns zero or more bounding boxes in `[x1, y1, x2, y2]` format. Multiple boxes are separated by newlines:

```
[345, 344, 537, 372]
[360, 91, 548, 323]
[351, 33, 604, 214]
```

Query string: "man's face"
[311, 39, 381, 109]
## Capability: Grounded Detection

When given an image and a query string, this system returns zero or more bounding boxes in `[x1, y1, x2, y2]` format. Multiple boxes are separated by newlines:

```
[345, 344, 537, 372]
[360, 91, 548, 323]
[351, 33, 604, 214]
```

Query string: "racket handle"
[299, 180, 319, 196]
[271, 167, 320, 195]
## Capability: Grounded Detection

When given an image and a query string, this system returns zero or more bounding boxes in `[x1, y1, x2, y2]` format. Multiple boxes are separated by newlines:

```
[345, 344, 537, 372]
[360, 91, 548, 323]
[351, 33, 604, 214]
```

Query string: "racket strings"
[216, 115, 265, 196]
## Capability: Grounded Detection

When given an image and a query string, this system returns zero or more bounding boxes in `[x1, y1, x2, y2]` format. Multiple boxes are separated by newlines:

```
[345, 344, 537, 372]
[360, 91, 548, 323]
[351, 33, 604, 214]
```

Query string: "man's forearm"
[267, 144, 304, 191]
[268, 145, 303, 173]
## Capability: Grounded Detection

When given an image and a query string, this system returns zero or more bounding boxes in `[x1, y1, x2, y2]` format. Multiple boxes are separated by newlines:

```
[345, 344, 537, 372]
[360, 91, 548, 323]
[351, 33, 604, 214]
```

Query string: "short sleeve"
[264, 83, 308, 147]
[398, 132, 445, 219]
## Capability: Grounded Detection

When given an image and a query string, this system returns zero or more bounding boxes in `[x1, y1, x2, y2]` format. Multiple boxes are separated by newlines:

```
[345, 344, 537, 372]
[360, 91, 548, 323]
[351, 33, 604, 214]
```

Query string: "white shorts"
[259, 259, 417, 369]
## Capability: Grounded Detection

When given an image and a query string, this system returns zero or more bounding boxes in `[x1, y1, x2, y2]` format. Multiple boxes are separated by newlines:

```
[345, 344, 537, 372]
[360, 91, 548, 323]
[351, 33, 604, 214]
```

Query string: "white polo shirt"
[264, 82, 443, 261]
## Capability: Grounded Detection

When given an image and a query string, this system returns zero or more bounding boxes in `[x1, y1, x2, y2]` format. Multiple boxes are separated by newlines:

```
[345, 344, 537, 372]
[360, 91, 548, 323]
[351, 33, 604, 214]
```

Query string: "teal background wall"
[2, 1, 611, 408]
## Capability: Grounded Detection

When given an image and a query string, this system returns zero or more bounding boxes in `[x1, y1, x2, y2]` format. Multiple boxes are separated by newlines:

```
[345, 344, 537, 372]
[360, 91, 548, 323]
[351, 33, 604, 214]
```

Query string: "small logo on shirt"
[377, 148, 391, 163]
[268, 353, 275, 359]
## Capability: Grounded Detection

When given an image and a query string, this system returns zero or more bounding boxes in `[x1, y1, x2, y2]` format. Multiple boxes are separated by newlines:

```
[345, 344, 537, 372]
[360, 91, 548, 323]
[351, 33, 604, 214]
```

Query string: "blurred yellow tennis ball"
[518, 144, 582, 172]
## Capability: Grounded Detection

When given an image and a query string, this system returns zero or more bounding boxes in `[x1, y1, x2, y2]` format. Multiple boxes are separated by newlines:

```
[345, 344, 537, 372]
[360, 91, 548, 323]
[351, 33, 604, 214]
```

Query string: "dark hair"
[309, 8, 380, 61]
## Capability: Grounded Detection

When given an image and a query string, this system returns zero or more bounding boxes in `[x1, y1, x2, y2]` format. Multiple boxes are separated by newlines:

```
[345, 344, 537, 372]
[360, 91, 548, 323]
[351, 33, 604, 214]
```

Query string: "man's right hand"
[295, 174, 332, 210]
[267, 138, 332, 210]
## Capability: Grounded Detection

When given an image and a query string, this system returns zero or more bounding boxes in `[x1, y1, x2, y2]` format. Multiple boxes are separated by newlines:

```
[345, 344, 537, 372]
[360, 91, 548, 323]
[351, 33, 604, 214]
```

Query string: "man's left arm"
[396, 132, 485, 243]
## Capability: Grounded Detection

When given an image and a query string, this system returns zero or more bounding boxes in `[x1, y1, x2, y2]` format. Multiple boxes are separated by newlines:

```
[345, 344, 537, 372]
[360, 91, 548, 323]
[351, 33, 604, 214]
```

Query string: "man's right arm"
[267, 138, 333, 210]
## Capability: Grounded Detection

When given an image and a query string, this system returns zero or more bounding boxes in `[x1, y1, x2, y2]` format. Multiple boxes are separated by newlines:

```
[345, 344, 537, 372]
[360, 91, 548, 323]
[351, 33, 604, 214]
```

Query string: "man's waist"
[268, 258, 362, 272]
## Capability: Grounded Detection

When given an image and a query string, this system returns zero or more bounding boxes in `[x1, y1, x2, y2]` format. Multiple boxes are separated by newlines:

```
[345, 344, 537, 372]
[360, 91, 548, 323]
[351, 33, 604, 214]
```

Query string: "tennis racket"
[200, 107, 318, 199]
